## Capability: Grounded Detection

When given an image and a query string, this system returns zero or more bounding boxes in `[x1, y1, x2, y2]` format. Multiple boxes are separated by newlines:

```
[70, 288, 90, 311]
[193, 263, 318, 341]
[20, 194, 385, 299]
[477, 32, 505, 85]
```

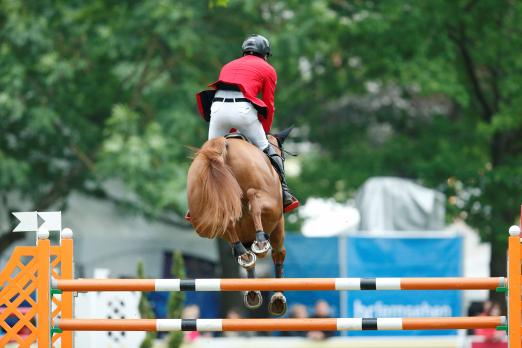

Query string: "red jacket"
[196, 55, 277, 133]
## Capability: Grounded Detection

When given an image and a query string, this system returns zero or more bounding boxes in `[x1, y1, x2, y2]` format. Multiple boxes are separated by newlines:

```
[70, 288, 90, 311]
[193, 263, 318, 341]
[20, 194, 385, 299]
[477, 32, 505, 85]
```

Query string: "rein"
[268, 139, 298, 158]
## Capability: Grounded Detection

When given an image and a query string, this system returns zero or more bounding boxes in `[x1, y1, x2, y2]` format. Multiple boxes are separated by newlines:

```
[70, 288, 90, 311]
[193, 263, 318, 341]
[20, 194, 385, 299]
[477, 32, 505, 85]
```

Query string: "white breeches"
[208, 90, 269, 150]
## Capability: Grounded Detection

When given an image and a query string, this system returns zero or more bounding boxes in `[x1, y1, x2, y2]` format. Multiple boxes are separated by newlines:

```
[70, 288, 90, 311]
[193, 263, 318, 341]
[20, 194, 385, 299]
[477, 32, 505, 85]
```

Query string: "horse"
[186, 131, 291, 316]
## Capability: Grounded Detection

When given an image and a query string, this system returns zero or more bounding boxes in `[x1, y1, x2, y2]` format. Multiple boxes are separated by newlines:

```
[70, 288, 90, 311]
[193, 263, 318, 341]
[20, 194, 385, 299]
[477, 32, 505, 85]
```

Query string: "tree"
[1, 1, 520, 306]
[278, 0, 522, 302]
[0, 1, 228, 249]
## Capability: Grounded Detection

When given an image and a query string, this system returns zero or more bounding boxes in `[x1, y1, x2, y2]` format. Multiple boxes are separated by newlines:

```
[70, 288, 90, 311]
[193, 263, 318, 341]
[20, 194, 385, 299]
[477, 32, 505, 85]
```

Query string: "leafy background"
[1, 0, 521, 296]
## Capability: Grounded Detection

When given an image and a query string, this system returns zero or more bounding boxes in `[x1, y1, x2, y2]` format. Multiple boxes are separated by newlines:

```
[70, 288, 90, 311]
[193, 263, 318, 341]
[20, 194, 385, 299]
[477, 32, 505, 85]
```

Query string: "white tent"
[63, 192, 218, 278]
[356, 177, 446, 231]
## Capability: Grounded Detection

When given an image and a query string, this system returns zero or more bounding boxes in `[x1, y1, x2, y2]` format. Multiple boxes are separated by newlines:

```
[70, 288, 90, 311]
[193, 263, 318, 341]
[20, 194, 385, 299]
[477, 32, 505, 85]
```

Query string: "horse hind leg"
[225, 220, 256, 269]
[247, 188, 271, 258]
[232, 240, 256, 270]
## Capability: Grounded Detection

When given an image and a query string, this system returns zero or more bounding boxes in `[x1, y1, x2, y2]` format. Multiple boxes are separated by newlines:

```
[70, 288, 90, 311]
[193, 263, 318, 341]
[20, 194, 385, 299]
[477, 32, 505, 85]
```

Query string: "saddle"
[224, 132, 253, 144]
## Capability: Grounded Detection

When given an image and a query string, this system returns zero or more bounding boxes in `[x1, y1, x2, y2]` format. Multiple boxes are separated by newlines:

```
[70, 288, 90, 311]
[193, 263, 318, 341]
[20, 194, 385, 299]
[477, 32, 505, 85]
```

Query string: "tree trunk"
[217, 239, 243, 317]
[0, 231, 25, 255]
[486, 128, 508, 309]
[489, 236, 508, 312]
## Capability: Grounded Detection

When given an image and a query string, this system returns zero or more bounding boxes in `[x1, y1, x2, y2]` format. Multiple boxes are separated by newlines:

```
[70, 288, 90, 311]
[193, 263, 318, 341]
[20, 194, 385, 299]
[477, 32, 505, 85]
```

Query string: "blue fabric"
[345, 235, 462, 336]
[147, 291, 219, 319]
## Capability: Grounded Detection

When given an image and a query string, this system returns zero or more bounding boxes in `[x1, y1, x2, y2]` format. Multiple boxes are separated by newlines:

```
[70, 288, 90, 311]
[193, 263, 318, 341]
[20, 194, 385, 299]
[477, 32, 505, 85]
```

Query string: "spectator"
[468, 300, 489, 335]
[475, 302, 505, 343]
[281, 304, 308, 337]
[481, 300, 493, 316]
[223, 307, 254, 338]
[182, 304, 209, 342]
[307, 300, 335, 340]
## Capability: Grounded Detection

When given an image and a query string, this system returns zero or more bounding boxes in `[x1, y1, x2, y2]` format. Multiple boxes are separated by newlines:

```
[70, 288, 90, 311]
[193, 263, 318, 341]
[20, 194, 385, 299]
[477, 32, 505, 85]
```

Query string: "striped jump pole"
[54, 316, 506, 332]
[53, 277, 506, 292]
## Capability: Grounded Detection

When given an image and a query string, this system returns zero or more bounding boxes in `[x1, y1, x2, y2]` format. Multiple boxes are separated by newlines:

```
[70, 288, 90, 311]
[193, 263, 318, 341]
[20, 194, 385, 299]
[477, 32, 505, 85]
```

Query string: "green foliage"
[1, 0, 521, 278]
[140, 334, 154, 348]
[282, 0, 522, 278]
[167, 251, 185, 348]
[137, 261, 155, 348]
[167, 328, 184, 348]
[137, 262, 155, 319]
[287, 0, 522, 241]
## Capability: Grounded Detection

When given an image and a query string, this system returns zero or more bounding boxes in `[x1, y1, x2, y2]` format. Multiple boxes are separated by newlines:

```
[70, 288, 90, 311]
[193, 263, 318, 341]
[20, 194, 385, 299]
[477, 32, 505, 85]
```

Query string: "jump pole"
[54, 277, 506, 292]
[54, 316, 506, 332]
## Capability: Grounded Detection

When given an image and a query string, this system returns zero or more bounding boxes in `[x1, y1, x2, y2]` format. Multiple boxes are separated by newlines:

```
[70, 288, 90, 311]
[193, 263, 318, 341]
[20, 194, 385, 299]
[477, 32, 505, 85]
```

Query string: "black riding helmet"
[242, 34, 271, 58]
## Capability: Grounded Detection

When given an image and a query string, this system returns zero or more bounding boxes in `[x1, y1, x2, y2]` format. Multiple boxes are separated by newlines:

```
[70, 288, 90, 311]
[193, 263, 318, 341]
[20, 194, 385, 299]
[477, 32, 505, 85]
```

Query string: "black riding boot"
[263, 144, 298, 210]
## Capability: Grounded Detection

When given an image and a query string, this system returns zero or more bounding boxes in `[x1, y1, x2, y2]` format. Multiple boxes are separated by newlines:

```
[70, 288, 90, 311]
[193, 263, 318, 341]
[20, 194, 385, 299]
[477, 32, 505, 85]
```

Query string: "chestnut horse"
[187, 133, 289, 316]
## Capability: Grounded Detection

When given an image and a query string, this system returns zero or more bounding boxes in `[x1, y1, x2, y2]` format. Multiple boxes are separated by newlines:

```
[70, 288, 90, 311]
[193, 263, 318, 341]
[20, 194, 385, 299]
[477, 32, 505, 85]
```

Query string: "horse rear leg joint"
[232, 241, 256, 269]
[247, 189, 272, 257]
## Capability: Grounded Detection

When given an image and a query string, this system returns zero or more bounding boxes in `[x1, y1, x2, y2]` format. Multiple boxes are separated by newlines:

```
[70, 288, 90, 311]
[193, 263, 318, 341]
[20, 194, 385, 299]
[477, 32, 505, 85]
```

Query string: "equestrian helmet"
[242, 34, 271, 58]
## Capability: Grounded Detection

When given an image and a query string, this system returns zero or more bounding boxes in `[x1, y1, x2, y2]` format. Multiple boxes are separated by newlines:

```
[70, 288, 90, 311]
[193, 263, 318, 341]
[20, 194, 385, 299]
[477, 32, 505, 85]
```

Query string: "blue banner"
[282, 234, 462, 336]
[345, 235, 463, 336]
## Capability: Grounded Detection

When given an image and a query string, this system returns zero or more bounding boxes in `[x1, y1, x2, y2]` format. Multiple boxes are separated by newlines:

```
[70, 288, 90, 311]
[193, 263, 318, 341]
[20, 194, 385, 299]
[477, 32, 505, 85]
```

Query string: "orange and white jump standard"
[0, 206, 521, 348]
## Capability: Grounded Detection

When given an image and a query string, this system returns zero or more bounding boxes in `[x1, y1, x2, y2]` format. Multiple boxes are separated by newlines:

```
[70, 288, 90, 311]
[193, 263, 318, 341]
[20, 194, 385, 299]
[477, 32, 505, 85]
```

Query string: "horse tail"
[188, 137, 243, 238]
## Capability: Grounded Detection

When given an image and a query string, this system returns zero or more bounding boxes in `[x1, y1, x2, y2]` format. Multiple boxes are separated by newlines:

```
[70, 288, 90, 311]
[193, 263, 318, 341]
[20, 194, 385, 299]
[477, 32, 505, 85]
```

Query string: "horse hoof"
[243, 290, 263, 309]
[251, 240, 271, 258]
[237, 251, 256, 269]
[268, 292, 287, 317]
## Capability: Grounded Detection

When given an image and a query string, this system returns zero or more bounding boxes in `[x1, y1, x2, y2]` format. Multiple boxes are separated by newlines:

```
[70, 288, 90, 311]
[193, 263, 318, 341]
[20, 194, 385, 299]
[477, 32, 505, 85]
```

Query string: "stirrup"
[284, 199, 300, 213]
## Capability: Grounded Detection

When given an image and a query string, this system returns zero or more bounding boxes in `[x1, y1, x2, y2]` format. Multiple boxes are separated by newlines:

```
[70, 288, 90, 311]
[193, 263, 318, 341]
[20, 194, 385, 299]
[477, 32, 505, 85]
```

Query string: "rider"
[196, 34, 299, 213]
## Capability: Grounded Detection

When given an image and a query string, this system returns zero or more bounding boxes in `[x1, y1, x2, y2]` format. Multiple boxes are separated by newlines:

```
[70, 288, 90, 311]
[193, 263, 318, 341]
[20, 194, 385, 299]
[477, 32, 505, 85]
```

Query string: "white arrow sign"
[12, 212, 38, 232]
[12, 211, 62, 232]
